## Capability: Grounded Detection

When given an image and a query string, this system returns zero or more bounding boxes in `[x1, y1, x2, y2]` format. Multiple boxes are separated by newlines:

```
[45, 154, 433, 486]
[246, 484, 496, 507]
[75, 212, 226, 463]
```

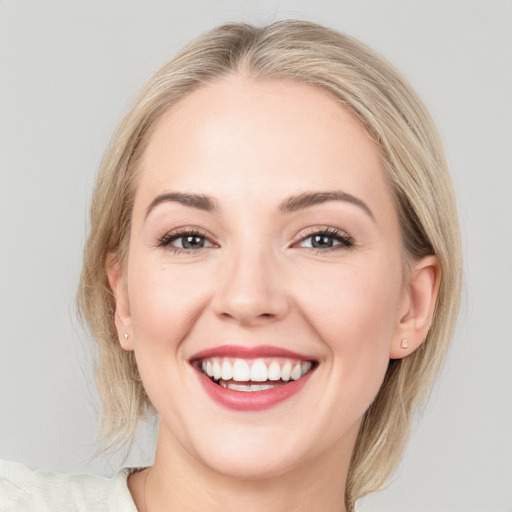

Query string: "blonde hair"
[77, 20, 462, 510]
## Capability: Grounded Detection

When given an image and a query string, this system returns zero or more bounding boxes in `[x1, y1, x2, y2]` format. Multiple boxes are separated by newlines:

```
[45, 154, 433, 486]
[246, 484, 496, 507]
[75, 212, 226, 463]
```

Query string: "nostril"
[213, 280, 290, 325]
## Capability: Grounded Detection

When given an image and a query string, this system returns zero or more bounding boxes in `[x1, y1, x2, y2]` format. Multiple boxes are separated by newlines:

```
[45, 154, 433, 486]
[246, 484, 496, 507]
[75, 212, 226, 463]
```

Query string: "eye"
[172, 234, 213, 249]
[296, 228, 354, 251]
[158, 229, 216, 252]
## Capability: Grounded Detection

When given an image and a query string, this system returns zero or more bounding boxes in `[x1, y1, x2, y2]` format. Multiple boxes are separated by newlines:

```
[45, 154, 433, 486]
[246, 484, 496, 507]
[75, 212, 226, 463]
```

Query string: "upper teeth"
[200, 358, 313, 382]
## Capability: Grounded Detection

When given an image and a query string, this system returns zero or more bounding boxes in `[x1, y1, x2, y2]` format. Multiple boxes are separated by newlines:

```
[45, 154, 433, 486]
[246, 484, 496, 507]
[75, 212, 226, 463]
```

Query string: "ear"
[390, 255, 441, 359]
[106, 253, 134, 351]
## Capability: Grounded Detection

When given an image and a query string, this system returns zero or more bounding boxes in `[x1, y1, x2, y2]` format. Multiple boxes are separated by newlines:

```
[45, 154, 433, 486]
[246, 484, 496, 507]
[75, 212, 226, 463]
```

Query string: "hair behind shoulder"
[77, 20, 462, 510]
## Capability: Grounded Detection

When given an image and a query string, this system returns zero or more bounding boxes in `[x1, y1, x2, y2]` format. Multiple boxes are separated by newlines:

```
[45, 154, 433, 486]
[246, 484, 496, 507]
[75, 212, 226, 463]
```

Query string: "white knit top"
[0, 460, 138, 511]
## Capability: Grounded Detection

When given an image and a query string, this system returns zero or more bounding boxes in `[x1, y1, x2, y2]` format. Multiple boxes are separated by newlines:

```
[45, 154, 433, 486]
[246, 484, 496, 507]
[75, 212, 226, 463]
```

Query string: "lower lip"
[196, 370, 314, 411]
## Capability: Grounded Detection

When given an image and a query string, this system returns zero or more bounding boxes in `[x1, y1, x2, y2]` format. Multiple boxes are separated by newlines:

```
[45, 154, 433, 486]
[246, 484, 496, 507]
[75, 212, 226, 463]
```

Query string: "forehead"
[136, 76, 392, 216]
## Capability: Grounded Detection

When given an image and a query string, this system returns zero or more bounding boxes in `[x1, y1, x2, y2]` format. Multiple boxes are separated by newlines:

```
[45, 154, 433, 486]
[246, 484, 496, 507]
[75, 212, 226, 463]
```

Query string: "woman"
[0, 20, 461, 512]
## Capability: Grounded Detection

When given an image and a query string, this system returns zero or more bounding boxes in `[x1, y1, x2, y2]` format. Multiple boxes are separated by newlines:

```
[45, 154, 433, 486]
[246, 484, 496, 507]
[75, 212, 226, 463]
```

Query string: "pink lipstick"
[190, 345, 317, 411]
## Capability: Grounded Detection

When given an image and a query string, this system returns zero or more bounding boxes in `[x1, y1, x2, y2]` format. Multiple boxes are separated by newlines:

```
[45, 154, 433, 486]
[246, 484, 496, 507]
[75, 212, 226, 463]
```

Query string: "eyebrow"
[279, 191, 374, 220]
[145, 190, 374, 220]
[145, 192, 216, 218]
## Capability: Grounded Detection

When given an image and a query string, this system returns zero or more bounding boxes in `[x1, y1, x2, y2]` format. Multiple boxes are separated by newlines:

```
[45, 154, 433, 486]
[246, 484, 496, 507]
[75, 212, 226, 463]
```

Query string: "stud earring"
[400, 338, 409, 349]
[124, 333, 129, 340]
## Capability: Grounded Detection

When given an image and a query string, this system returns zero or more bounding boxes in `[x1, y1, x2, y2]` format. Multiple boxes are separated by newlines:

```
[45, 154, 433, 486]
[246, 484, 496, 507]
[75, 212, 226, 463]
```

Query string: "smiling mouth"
[194, 357, 316, 392]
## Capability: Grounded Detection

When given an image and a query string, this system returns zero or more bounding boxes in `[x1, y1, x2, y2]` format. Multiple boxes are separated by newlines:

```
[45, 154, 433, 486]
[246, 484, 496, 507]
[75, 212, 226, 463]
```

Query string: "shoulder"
[0, 460, 138, 512]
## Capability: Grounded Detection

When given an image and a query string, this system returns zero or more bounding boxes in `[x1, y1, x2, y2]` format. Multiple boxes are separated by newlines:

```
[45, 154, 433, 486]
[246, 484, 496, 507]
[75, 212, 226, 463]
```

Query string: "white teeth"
[221, 360, 233, 380]
[291, 363, 302, 381]
[228, 383, 250, 392]
[199, 357, 314, 383]
[281, 362, 292, 381]
[213, 361, 222, 380]
[246, 383, 275, 392]
[250, 359, 268, 382]
[221, 382, 276, 392]
[232, 359, 250, 381]
[301, 361, 312, 376]
[268, 361, 281, 381]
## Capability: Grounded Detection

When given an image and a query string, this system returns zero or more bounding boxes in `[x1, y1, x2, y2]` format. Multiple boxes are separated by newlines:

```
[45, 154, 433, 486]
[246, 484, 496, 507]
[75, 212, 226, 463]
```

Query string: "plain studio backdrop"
[1, 1, 511, 511]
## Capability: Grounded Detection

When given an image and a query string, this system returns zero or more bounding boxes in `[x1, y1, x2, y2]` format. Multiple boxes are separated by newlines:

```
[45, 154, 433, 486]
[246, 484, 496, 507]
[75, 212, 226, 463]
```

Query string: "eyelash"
[157, 227, 355, 254]
[157, 229, 217, 254]
[294, 227, 355, 252]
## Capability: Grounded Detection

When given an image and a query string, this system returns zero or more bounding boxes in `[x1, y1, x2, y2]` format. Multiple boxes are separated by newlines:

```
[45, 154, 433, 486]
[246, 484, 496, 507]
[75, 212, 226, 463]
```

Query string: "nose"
[212, 248, 290, 326]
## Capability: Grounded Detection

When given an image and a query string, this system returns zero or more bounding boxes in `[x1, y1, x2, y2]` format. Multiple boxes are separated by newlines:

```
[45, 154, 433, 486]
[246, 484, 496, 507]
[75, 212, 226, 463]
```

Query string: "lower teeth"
[217, 380, 282, 392]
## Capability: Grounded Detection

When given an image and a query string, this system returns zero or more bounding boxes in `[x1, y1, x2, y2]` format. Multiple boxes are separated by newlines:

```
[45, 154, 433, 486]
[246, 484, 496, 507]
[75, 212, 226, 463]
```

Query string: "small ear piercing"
[124, 333, 129, 340]
[400, 338, 409, 349]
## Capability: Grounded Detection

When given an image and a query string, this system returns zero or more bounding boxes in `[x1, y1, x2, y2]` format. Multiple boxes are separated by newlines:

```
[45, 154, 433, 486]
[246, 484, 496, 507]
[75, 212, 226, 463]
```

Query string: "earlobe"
[390, 255, 441, 359]
[106, 253, 134, 351]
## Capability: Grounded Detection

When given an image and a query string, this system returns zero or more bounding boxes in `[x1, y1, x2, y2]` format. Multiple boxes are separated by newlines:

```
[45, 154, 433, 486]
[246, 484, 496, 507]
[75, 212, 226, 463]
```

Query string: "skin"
[107, 76, 440, 512]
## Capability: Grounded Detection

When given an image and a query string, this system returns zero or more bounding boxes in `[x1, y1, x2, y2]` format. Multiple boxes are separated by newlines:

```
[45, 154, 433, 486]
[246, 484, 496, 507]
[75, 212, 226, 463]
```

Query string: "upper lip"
[189, 344, 316, 362]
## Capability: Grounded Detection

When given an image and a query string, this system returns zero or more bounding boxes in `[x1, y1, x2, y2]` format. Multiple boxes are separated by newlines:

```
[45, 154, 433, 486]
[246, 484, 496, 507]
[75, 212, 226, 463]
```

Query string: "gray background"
[1, 1, 511, 511]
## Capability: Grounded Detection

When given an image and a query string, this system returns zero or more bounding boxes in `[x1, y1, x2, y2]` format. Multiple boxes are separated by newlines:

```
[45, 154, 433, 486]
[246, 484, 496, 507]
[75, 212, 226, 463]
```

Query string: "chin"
[186, 423, 312, 481]
[203, 448, 303, 481]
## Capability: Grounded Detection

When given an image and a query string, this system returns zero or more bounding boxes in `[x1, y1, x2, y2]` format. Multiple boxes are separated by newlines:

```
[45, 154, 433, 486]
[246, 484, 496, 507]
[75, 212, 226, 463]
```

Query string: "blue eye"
[171, 234, 213, 249]
[158, 230, 215, 252]
[298, 229, 354, 250]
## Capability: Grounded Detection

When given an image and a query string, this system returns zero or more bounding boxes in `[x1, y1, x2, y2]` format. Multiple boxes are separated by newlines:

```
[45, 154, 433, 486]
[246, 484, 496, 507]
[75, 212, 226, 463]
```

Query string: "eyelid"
[155, 225, 354, 253]
[291, 226, 355, 250]
[156, 226, 219, 251]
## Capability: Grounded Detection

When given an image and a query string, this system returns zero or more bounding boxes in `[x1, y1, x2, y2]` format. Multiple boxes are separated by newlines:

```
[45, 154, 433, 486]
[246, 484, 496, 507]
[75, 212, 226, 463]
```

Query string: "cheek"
[127, 257, 212, 356]
[295, 259, 402, 401]
[125, 258, 215, 424]
[299, 261, 401, 344]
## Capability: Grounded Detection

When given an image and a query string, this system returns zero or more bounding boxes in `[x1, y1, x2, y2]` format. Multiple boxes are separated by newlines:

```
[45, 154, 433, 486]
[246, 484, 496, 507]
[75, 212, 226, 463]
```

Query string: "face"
[112, 76, 411, 480]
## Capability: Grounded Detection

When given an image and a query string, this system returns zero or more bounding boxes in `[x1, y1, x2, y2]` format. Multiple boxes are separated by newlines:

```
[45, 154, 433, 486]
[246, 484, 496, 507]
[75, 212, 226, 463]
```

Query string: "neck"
[130, 422, 356, 512]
